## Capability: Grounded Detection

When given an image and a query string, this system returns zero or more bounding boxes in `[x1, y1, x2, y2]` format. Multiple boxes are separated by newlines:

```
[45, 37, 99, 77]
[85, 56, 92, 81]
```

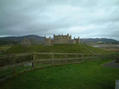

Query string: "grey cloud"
[0, 0, 119, 40]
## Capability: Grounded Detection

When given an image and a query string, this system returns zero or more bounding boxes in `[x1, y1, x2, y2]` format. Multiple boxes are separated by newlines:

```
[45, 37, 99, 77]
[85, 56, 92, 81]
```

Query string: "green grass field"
[1, 59, 119, 89]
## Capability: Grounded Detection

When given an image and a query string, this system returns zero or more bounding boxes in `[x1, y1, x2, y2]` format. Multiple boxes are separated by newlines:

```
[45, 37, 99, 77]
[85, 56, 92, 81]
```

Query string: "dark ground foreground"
[0, 59, 119, 89]
[103, 61, 119, 68]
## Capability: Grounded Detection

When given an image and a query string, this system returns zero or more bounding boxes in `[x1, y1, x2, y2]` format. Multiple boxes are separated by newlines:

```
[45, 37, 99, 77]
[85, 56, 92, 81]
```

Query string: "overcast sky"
[0, 0, 119, 40]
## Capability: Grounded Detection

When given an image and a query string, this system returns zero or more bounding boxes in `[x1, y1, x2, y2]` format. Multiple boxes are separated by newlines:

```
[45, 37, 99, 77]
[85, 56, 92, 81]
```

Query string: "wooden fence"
[0, 52, 105, 82]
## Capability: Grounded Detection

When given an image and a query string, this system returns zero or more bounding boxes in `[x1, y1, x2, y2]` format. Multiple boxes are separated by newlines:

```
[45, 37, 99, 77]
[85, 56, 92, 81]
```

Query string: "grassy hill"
[0, 44, 112, 67]
[4, 44, 107, 55]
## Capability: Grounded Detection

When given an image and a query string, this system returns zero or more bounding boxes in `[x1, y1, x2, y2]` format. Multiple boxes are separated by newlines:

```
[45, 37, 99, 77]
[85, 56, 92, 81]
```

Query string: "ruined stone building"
[45, 34, 80, 45]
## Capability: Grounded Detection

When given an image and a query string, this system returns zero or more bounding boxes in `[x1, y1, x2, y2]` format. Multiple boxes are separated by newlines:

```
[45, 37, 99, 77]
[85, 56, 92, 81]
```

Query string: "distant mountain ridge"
[0, 35, 45, 45]
[0, 35, 118, 45]
[80, 38, 119, 44]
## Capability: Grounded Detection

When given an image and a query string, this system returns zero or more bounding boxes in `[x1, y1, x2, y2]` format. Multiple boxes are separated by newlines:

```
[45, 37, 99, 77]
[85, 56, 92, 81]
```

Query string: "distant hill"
[0, 35, 45, 45]
[0, 35, 119, 45]
[80, 38, 119, 44]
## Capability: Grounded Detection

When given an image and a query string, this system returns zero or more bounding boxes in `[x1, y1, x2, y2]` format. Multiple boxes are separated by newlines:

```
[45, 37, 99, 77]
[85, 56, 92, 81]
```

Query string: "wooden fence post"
[66, 54, 68, 64]
[12, 55, 17, 76]
[51, 53, 54, 65]
[32, 53, 36, 68]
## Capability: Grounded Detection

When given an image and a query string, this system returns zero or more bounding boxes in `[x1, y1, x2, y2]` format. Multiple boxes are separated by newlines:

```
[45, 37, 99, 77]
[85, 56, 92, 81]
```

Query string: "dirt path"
[103, 60, 119, 68]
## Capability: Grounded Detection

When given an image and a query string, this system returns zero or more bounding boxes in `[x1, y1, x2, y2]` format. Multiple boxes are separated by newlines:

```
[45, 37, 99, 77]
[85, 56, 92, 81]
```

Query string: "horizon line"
[0, 34, 119, 41]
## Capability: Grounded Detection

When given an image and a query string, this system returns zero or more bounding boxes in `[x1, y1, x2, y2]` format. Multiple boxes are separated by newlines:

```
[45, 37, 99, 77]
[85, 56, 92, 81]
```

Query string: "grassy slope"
[5, 44, 107, 54]
[0, 45, 11, 52]
[1, 59, 119, 89]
